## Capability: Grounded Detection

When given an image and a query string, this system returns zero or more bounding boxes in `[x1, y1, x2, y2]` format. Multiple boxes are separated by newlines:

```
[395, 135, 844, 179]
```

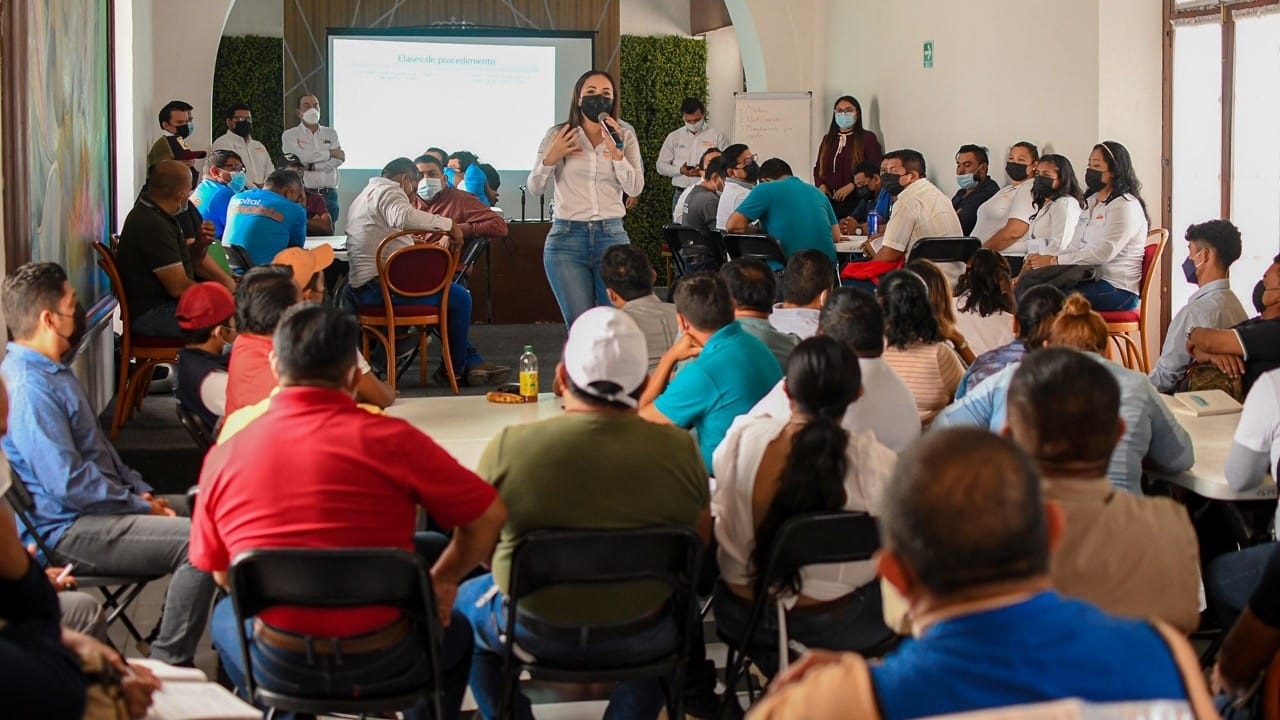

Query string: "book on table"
[1171, 389, 1243, 417]
[134, 660, 258, 720]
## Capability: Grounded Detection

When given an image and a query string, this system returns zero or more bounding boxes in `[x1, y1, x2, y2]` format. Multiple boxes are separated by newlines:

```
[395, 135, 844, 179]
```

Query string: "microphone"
[598, 113, 624, 149]
[518, 185, 528, 223]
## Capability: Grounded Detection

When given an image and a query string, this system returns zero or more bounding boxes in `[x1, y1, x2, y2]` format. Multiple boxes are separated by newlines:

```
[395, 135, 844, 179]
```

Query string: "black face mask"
[232, 120, 252, 138]
[174, 123, 193, 139]
[1031, 175, 1055, 199]
[854, 186, 871, 199]
[741, 159, 759, 183]
[578, 94, 614, 122]
[880, 172, 905, 196]
[1253, 280, 1275, 314]
[1005, 161, 1029, 182]
[1084, 168, 1105, 195]
[60, 302, 88, 359]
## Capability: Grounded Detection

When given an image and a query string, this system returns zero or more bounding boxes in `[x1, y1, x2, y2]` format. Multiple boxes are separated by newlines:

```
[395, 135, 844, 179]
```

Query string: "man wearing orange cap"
[176, 282, 237, 430]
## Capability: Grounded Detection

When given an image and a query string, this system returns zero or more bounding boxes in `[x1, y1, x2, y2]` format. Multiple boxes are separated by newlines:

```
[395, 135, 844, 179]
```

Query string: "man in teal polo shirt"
[222, 168, 307, 267]
[640, 272, 782, 471]
[726, 158, 840, 265]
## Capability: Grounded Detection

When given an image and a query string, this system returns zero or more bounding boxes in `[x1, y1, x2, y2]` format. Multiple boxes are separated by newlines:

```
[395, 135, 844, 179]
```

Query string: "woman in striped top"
[877, 270, 965, 427]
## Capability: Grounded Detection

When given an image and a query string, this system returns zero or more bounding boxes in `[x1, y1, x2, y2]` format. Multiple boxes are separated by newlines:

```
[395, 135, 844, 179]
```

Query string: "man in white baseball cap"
[457, 306, 712, 720]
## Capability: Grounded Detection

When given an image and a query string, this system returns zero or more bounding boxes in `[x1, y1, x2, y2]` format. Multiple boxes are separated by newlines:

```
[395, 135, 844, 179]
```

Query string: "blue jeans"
[712, 581, 891, 679]
[543, 218, 630, 326]
[1071, 279, 1140, 311]
[351, 281, 483, 372]
[457, 573, 676, 720]
[318, 188, 340, 223]
[1207, 542, 1277, 630]
[132, 302, 183, 338]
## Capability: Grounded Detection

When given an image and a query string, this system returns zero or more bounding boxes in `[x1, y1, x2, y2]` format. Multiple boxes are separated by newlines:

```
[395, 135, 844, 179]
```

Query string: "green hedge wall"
[619, 35, 709, 277]
[212, 35, 285, 161]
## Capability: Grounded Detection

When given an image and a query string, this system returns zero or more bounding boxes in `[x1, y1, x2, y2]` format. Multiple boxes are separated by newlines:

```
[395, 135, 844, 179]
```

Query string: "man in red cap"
[176, 282, 237, 430]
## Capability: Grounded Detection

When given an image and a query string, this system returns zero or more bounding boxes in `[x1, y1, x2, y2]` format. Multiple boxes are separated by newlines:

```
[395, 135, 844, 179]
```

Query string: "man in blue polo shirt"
[190, 149, 246, 239]
[639, 272, 782, 471]
[222, 168, 307, 267]
[726, 158, 840, 266]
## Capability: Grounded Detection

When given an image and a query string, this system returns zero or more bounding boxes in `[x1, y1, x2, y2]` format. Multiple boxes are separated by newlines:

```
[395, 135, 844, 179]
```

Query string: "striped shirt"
[882, 341, 965, 427]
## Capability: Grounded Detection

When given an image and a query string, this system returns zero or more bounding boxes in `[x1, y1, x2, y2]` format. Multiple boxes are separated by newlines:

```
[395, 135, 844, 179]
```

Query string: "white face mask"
[302, 108, 321, 125]
[417, 177, 444, 202]
[686, 119, 703, 132]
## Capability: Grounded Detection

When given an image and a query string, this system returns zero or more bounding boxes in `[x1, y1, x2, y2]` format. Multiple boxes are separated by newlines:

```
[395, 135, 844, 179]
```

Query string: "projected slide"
[332, 39, 556, 172]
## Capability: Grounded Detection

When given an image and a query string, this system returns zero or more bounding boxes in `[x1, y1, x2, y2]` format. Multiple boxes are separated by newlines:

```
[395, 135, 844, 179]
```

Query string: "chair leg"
[110, 356, 132, 440]
[418, 325, 428, 389]
[438, 324, 459, 394]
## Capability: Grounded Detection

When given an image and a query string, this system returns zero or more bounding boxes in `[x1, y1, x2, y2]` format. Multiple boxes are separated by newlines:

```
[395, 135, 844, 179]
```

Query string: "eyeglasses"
[232, 115, 253, 122]
[737, 154, 759, 167]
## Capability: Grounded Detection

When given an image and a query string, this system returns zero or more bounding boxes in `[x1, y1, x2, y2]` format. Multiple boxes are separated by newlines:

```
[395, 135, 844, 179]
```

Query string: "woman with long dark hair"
[953, 248, 1017, 356]
[1025, 153, 1086, 256]
[973, 141, 1039, 272]
[813, 96, 883, 219]
[527, 70, 644, 326]
[905, 258, 975, 365]
[712, 336, 896, 677]
[1022, 141, 1149, 311]
[878, 269, 966, 426]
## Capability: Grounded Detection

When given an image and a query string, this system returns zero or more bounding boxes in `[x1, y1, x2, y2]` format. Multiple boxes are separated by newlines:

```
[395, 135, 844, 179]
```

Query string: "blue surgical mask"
[834, 112, 856, 130]
[417, 177, 444, 202]
[956, 173, 977, 190]
[227, 170, 247, 193]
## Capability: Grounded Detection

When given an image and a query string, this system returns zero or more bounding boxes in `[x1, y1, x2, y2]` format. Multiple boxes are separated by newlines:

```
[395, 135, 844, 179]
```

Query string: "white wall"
[223, 0, 283, 38]
[621, 0, 691, 36]
[704, 26, 742, 141]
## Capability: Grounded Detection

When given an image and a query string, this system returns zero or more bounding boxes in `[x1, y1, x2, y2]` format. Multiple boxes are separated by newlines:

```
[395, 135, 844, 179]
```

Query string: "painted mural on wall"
[22, 0, 111, 303]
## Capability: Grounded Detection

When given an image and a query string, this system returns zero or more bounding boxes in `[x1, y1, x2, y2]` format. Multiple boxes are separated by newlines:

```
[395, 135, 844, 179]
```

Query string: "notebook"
[136, 661, 258, 720]
[1172, 389, 1243, 417]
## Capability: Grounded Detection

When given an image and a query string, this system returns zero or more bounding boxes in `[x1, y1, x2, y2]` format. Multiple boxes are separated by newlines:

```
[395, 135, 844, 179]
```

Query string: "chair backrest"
[1140, 228, 1169, 298]
[906, 236, 981, 265]
[92, 240, 132, 327]
[375, 231, 458, 299]
[175, 403, 215, 451]
[454, 236, 491, 284]
[722, 233, 787, 267]
[660, 224, 691, 278]
[508, 526, 702, 600]
[4, 473, 60, 564]
[761, 512, 880, 592]
[223, 243, 255, 275]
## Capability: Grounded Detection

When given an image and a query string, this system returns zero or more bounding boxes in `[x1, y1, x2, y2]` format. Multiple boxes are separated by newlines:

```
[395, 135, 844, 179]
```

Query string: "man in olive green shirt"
[456, 307, 710, 720]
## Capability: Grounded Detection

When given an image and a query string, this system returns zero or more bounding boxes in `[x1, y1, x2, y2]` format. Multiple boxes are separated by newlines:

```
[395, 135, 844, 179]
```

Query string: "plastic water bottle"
[519, 346, 539, 402]
[867, 210, 880, 237]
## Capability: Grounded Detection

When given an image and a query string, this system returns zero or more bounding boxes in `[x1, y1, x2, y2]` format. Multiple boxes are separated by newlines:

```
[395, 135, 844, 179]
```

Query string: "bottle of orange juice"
[518, 346, 539, 402]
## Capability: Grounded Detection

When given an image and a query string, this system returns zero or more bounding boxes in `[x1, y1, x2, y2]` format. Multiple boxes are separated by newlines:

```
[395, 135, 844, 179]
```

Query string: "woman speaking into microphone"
[527, 69, 644, 326]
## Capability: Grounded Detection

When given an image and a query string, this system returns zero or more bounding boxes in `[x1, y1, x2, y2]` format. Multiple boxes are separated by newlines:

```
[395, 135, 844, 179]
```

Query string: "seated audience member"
[951, 249, 1017, 356]
[749, 428, 1211, 720]
[211, 103, 275, 188]
[771, 249, 834, 339]
[713, 336, 895, 678]
[1006, 347, 1201, 632]
[748, 288, 921, 453]
[906, 258, 976, 366]
[192, 303, 507, 720]
[1185, 254, 1280, 397]
[1023, 153, 1086, 259]
[190, 149, 245, 239]
[422, 146, 449, 166]
[222, 168, 308, 267]
[721, 258, 799, 370]
[877, 270, 965, 427]
[972, 142, 1038, 271]
[951, 144, 999, 236]
[477, 162, 501, 207]
[936, 294, 1193, 493]
[1021, 141, 1149, 312]
[681, 157, 728, 235]
[1212, 544, 1280, 715]
[457, 307, 709, 720]
[674, 147, 722, 223]
[117, 160, 233, 338]
[281, 156, 334, 236]
[348, 158, 509, 387]
[224, 266, 299, 417]
[639, 272, 783, 472]
[175, 282, 236, 431]
[602, 244, 678, 373]
[0, 263, 216, 666]
[958, 284, 1065, 398]
[715, 144, 759, 230]
[1151, 219, 1249, 394]
[726, 159, 840, 266]
[412, 154, 509, 241]
[838, 161, 886, 234]
[445, 150, 489, 202]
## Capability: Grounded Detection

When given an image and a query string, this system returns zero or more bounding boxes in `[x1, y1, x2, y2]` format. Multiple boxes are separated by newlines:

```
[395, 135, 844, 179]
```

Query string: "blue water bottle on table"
[867, 211, 880, 237]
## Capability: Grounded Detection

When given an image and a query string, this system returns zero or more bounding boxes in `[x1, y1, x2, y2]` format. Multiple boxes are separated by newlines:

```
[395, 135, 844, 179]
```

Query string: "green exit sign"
[923, 40, 934, 69]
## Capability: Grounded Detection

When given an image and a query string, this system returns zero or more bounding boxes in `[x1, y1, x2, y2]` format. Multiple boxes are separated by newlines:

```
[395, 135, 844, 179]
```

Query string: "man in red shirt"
[223, 265, 298, 417]
[412, 154, 508, 241]
[192, 303, 506, 720]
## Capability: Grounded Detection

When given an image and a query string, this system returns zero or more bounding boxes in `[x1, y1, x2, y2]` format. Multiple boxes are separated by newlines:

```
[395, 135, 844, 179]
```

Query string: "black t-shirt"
[115, 198, 193, 319]
[1234, 316, 1280, 394]
[951, 177, 999, 236]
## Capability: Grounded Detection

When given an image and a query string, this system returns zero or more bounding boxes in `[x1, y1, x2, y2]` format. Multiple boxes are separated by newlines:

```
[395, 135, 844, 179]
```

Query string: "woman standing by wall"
[813, 96, 882, 220]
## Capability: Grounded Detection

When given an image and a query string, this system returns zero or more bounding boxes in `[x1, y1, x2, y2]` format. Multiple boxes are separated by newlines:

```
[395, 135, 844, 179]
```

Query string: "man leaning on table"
[1186, 253, 1280, 396]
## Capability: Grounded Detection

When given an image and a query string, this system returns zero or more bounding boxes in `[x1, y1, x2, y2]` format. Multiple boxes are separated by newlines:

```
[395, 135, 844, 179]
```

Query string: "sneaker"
[465, 361, 512, 386]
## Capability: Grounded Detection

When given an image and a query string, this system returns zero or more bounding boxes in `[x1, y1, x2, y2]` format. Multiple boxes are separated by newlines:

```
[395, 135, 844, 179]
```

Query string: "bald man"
[117, 160, 232, 337]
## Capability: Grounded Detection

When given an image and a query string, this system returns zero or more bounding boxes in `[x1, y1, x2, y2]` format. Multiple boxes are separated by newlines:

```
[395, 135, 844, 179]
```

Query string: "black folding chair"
[175, 402, 214, 452]
[453, 235, 492, 288]
[663, 223, 726, 275]
[228, 548, 444, 720]
[224, 243, 255, 276]
[4, 473, 162, 653]
[722, 233, 788, 268]
[719, 512, 894, 713]
[906, 236, 981, 265]
[499, 527, 703, 720]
